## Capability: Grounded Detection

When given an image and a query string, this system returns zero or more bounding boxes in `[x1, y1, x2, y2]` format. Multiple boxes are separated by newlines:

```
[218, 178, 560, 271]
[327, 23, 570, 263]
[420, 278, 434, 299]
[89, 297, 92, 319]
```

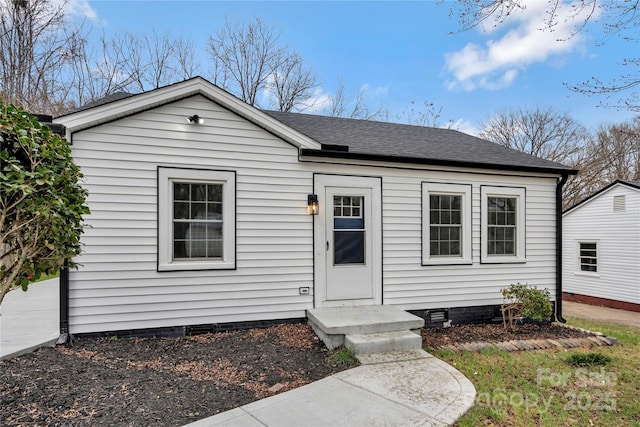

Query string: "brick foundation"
[563, 292, 640, 313]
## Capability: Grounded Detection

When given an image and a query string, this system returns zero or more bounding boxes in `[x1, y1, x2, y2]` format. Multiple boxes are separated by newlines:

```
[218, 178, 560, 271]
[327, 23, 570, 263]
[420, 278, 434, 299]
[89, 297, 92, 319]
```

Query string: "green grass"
[429, 317, 640, 426]
[329, 347, 358, 367]
[565, 352, 611, 367]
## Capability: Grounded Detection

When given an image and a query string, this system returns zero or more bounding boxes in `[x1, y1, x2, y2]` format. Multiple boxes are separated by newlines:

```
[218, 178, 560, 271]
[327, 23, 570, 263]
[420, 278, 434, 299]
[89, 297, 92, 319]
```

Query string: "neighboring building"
[563, 180, 640, 312]
[53, 77, 576, 336]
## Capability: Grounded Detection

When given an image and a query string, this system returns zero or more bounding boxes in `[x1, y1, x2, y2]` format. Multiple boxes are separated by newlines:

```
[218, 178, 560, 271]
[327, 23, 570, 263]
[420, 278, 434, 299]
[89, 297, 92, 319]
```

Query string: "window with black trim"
[422, 183, 472, 265]
[578, 242, 598, 273]
[481, 186, 526, 263]
[158, 167, 235, 271]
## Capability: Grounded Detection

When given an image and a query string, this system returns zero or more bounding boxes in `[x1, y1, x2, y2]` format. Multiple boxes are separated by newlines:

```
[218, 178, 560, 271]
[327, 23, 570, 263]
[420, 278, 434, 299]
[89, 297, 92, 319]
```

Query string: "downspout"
[56, 260, 72, 344]
[555, 174, 569, 323]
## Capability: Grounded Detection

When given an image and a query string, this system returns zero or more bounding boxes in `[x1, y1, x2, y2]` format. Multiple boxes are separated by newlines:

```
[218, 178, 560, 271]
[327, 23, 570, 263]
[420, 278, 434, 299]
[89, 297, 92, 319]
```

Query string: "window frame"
[158, 167, 236, 271]
[576, 241, 599, 276]
[422, 182, 472, 266]
[481, 186, 526, 264]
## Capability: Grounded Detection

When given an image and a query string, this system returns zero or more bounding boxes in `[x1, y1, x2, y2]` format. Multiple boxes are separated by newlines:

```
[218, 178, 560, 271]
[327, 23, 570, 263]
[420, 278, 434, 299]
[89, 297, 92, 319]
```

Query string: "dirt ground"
[0, 323, 355, 427]
[1, 321, 596, 427]
[421, 322, 595, 350]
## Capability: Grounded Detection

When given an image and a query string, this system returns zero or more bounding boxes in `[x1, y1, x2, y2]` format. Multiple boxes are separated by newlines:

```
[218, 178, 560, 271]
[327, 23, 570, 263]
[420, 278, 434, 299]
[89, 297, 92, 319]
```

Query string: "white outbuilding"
[563, 180, 640, 311]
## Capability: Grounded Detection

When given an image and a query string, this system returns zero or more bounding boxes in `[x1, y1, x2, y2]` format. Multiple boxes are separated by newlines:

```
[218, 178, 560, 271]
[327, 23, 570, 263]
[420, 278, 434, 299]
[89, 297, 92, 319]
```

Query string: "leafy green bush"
[501, 282, 553, 330]
[1, 102, 89, 304]
[565, 352, 611, 367]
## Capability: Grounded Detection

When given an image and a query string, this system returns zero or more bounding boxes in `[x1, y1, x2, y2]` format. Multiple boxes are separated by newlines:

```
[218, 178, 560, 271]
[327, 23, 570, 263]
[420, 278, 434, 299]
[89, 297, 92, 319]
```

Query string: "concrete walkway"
[185, 350, 476, 427]
[0, 278, 59, 360]
[563, 300, 640, 328]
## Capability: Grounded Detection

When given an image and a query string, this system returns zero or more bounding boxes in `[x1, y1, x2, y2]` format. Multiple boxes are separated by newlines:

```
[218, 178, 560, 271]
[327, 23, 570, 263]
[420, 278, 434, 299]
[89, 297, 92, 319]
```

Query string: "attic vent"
[428, 309, 449, 323]
[614, 195, 626, 212]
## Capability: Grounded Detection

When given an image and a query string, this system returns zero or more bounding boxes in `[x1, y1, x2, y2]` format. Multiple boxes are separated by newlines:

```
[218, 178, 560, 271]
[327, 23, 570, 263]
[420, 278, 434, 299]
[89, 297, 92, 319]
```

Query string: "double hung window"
[158, 167, 235, 271]
[422, 183, 472, 265]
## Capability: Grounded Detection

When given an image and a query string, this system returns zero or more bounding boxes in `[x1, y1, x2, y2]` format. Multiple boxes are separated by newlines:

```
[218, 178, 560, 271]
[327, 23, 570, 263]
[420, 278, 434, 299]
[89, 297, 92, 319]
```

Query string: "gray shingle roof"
[265, 111, 576, 174]
[61, 92, 134, 116]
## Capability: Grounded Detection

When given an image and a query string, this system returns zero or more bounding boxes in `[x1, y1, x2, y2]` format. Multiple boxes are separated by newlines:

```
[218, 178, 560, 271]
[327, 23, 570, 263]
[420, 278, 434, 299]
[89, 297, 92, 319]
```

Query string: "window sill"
[158, 260, 235, 272]
[422, 258, 473, 266]
[480, 256, 526, 264]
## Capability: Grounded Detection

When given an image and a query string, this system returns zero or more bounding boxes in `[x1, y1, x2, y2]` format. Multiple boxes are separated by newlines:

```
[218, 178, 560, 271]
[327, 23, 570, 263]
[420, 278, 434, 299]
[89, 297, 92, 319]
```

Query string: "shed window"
[158, 167, 236, 271]
[579, 242, 598, 273]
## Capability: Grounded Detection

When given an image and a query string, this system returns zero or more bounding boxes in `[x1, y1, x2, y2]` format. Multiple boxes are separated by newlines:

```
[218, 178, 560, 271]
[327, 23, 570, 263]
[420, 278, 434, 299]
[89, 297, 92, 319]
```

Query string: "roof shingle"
[266, 110, 575, 174]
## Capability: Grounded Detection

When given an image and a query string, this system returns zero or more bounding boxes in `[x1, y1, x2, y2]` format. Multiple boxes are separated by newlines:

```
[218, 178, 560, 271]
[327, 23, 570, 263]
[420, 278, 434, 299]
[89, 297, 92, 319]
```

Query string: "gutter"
[56, 261, 72, 344]
[299, 148, 578, 176]
[555, 174, 569, 323]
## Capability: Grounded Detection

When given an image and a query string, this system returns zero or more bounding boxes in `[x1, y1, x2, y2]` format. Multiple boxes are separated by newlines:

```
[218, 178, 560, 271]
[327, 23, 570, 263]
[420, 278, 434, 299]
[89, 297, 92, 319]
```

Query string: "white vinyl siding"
[64, 93, 561, 333]
[307, 163, 558, 311]
[67, 95, 313, 333]
[563, 184, 640, 305]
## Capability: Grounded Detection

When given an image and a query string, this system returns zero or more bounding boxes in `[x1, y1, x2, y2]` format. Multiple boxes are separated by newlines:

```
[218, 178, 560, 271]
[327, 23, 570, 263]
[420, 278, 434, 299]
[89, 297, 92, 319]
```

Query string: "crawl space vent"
[428, 309, 448, 323]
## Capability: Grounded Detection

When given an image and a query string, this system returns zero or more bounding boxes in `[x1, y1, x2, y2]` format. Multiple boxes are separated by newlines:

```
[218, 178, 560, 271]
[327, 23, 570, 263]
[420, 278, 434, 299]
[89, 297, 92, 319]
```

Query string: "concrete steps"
[345, 330, 422, 354]
[306, 306, 425, 355]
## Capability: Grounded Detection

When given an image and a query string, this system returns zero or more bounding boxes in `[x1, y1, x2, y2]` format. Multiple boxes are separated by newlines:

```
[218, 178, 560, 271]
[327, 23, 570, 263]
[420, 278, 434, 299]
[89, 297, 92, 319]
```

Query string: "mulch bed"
[1, 321, 604, 426]
[0, 323, 355, 427]
[421, 322, 597, 350]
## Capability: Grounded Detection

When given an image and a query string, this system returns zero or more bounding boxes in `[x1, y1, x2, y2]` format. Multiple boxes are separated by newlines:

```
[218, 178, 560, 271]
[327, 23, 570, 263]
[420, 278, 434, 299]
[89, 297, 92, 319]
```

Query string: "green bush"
[501, 282, 553, 330]
[1, 102, 89, 305]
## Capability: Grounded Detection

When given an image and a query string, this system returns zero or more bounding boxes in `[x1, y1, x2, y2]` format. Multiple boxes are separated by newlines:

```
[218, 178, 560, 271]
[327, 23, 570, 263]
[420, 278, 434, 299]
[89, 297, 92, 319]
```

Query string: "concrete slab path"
[0, 278, 59, 360]
[563, 301, 640, 328]
[185, 350, 476, 427]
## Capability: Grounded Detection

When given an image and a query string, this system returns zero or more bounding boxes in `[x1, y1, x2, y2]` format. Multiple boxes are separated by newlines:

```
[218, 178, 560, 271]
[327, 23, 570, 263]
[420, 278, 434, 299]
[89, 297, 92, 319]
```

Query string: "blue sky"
[70, 0, 635, 134]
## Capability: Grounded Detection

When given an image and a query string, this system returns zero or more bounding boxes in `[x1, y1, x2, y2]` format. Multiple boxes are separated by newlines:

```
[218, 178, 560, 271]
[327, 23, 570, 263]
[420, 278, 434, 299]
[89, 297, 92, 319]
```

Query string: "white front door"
[314, 175, 381, 307]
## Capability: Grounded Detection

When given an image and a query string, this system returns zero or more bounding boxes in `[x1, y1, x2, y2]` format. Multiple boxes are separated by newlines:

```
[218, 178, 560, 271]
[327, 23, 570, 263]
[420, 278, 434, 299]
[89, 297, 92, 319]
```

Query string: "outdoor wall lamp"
[307, 194, 319, 215]
[187, 114, 204, 124]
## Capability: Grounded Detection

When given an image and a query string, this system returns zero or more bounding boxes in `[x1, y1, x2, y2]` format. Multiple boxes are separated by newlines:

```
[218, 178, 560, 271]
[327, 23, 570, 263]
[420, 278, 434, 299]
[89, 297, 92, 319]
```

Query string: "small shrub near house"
[501, 283, 553, 331]
[0, 102, 89, 305]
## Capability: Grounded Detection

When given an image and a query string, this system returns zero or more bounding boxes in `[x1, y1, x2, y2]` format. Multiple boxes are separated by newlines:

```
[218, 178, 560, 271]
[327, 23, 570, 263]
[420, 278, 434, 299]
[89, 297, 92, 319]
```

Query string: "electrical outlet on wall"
[299, 287, 310, 295]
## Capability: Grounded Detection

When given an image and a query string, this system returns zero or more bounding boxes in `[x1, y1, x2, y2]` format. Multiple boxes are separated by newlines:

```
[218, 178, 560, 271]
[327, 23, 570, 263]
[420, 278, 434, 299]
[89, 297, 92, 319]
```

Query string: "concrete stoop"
[345, 330, 422, 354]
[306, 306, 425, 355]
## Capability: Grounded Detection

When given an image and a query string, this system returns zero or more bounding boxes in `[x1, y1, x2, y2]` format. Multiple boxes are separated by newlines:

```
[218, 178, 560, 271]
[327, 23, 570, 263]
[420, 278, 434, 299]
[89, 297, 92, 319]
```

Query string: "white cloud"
[296, 87, 334, 112]
[448, 119, 480, 136]
[444, 1, 599, 91]
[67, 0, 98, 20]
[360, 83, 389, 97]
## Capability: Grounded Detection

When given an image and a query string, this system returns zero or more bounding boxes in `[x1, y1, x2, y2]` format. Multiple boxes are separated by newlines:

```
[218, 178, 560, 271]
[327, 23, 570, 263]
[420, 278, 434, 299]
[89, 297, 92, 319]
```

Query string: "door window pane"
[333, 195, 365, 265]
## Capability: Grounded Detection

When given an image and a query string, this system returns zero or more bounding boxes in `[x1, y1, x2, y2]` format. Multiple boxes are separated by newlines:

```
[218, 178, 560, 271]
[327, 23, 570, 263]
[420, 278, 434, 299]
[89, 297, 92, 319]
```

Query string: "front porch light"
[307, 194, 319, 215]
